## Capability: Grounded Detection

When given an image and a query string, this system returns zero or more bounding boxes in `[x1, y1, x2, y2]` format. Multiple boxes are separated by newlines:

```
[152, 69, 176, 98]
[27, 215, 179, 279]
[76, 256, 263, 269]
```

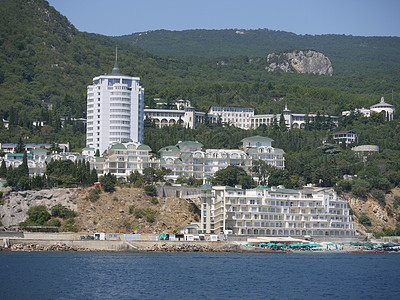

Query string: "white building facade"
[200, 185, 355, 238]
[86, 56, 144, 155]
[90, 140, 157, 178]
[342, 97, 396, 121]
[159, 136, 285, 182]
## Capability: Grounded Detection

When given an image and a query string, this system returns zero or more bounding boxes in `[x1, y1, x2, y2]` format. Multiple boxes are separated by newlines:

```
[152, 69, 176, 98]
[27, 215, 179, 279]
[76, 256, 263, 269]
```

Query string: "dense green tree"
[21, 205, 51, 226]
[0, 159, 7, 178]
[213, 165, 254, 189]
[99, 172, 117, 193]
[51, 204, 77, 219]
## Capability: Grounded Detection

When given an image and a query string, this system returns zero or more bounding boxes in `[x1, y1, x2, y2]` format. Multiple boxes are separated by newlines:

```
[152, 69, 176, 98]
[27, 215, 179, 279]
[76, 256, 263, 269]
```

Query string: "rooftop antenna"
[111, 46, 122, 75]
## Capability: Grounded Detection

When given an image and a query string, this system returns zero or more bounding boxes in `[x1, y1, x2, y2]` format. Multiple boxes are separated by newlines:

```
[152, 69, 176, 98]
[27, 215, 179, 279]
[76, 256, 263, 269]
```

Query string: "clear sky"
[47, 0, 400, 37]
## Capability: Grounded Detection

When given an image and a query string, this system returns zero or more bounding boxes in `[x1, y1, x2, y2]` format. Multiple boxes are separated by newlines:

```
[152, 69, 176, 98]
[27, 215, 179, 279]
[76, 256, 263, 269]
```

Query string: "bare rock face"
[0, 188, 79, 227]
[266, 50, 333, 75]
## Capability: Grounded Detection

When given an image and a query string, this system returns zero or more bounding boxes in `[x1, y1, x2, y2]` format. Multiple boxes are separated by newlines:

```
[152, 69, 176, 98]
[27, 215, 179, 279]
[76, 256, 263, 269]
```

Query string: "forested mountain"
[115, 29, 400, 74]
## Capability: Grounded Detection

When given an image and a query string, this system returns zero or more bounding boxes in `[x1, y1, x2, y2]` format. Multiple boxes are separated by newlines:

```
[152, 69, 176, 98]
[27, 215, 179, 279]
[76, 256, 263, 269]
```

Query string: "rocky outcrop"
[266, 50, 333, 75]
[9, 242, 87, 251]
[0, 188, 80, 227]
[344, 188, 400, 233]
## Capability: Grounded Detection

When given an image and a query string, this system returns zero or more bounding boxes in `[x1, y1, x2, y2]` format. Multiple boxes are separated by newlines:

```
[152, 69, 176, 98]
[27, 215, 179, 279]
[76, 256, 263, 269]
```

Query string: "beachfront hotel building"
[200, 185, 355, 238]
[86, 51, 144, 155]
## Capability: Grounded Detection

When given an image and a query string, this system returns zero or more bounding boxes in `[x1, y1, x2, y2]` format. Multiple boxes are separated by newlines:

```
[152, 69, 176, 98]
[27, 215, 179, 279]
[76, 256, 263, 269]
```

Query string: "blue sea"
[0, 252, 399, 299]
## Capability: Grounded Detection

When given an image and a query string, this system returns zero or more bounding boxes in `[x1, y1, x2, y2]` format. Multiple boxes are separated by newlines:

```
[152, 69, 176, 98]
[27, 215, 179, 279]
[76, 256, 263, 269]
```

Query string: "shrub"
[151, 197, 159, 205]
[134, 208, 145, 219]
[145, 208, 158, 223]
[351, 179, 370, 198]
[371, 189, 385, 206]
[394, 196, 400, 208]
[25, 205, 51, 226]
[188, 203, 200, 215]
[129, 205, 134, 214]
[86, 186, 101, 202]
[359, 213, 372, 226]
[144, 185, 157, 197]
[61, 218, 78, 232]
[46, 219, 61, 227]
[51, 204, 77, 219]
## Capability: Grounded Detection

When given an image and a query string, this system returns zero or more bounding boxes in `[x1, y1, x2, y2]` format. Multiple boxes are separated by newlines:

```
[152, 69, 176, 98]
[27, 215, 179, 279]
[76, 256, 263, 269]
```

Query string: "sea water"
[0, 252, 399, 299]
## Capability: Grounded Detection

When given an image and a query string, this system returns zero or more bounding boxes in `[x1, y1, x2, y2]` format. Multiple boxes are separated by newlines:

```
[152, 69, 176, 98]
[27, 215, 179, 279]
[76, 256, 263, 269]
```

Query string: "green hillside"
[115, 29, 400, 74]
[0, 0, 399, 149]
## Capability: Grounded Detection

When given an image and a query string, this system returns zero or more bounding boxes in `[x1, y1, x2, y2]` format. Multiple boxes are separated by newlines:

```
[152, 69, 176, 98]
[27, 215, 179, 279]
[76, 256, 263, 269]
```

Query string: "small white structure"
[332, 130, 358, 145]
[94, 233, 106, 240]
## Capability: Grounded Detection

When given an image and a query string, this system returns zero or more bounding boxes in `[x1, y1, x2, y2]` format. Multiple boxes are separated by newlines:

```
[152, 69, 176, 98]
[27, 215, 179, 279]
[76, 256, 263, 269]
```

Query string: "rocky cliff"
[266, 50, 333, 75]
[0, 187, 198, 233]
[0, 188, 79, 227]
[344, 187, 400, 236]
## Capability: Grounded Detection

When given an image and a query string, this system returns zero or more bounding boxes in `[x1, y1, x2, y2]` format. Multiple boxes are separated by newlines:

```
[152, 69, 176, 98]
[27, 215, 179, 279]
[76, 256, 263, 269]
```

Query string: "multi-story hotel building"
[86, 53, 144, 154]
[250, 105, 338, 129]
[159, 136, 285, 182]
[90, 140, 157, 178]
[207, 106, 255, 129]
[200, 185, 355, 238]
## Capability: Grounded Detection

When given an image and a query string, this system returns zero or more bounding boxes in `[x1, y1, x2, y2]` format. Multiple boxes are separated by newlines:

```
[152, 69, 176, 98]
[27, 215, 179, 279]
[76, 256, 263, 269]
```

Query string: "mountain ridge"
[114, 28, 400, 74]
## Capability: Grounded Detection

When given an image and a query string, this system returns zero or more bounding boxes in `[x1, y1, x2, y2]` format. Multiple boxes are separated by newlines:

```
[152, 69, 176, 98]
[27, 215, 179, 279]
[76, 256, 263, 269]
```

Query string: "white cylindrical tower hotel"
[86, 52, 144, 154]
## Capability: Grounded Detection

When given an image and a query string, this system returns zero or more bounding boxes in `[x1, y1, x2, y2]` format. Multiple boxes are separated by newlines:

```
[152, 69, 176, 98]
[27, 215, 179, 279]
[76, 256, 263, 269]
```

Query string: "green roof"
[137, 144, 151, 151]
[110, 143, 126, 150]
[174, 158, 183, 164]
[241, 136, 274, 143]
[246, 148, 259, 154]
[176, 141, 203, 147]
[8, 153, 33, 157]
[268, 188, 299, 194]
[121, 138, 133, 143]
[199, 184, 213, 190]
[180, 152, 193, 158]
[159, 145, 180, 153]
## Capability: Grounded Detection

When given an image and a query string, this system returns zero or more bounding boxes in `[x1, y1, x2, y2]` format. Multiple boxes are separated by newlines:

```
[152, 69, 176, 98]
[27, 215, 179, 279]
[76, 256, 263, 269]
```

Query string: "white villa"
[199, 185, 355, 238]
[332, 130, 358, 145]
[342, 97, 395, 121]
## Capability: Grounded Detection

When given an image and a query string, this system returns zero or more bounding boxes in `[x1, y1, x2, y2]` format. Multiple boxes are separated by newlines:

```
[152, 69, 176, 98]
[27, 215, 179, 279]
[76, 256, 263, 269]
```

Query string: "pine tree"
[0, 159, 7, 178]
[15, 137, 25, 153]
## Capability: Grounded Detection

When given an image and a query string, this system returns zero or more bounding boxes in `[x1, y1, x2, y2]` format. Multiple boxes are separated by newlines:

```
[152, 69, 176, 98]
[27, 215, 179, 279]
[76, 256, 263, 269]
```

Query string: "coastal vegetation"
[18, 204, 78, 232]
